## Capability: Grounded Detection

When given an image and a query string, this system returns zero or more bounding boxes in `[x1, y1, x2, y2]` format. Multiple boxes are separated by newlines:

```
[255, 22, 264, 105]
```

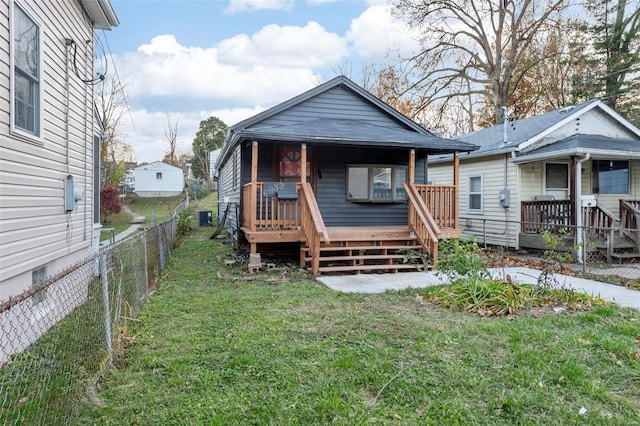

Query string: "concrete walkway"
[317, 267, 640, 310]
[114, 205, 145, 242]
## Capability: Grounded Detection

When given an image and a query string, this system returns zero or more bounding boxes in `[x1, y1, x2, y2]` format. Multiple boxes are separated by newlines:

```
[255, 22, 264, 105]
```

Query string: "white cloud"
[224, 0, 294, 14]
[346, 4, 419, 60]
[118, 35, 321, 106]
[218, 22, 348, 67]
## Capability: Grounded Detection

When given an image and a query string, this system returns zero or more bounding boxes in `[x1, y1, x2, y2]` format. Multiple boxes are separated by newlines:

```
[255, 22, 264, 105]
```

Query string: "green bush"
[175, 209, 193, 240]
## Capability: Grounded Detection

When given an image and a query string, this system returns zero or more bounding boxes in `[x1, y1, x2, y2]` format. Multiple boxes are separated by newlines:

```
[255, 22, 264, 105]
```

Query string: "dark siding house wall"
[315, 146, 414, 226]
[258, 87, 409, 130]
[217, 145, 242, 235]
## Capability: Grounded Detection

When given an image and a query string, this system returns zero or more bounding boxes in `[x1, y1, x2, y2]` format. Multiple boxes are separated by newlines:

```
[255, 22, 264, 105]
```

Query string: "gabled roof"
[235, 118, 476, 153]
[216, 75, 477, 169]
[512, 134, 640, 163]
[431, 99, 640, 163]
[134, 161, 183, 172]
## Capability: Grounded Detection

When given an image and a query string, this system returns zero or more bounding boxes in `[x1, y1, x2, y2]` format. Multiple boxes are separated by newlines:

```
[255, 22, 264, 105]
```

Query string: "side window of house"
[156, 172, 163, 180]
[592, 160, 629, 194]
[232, 150, 239, 190]
[468, 175, 482, 212]
[12, 2, 41, 139]
[346, 165, 407, 202]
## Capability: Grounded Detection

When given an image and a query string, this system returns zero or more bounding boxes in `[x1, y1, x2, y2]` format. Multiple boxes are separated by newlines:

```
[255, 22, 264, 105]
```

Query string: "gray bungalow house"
[428, 100, 640, 261]
[215, 76, 477, 275]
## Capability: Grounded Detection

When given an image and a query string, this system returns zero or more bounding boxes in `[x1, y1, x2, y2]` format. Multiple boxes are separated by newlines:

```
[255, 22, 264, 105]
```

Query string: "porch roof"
[512, 134, 640, 164]
[232, 118, 479, 153]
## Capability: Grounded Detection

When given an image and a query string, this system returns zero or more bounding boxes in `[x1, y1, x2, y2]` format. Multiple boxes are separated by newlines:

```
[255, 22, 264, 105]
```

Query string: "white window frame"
[346, 164, 408, 203]
[543, 162, 570, 199]
[10, 0, 44, 142]
[468, 174, 483, 213]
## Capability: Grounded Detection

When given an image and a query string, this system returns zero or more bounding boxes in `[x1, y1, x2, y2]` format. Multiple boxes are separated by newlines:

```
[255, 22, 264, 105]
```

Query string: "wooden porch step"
[611, 252, 640, 260]
[304, 254, 420, 263]
[301, 244, 421, 253]
[318, 263, 428, 273]
[596, 242, 636, 250]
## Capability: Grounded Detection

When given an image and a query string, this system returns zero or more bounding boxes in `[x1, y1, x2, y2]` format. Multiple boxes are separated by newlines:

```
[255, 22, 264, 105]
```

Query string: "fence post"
[482, 219, 487, 249]
[158, 225, 166, 271]
[143, 230, 149, 294]
[100, 253, 113, 364]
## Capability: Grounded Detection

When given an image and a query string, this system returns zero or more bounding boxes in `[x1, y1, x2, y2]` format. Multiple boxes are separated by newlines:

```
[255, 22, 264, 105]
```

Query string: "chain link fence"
[460, 216, 640, 284]
[0, 199, 187, 425]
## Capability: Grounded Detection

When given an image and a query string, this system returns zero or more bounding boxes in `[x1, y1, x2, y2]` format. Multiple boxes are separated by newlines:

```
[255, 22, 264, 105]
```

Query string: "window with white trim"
[12, 1, 41, 138]
[156, 172, 163, 180]
[468, 175, 483, 212]
[346, 165, 407, 202]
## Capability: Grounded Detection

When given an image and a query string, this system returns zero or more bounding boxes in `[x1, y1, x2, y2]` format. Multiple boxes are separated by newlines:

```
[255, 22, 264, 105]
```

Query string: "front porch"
[520, 199, 640, 262]
[240, 179, 461, 275]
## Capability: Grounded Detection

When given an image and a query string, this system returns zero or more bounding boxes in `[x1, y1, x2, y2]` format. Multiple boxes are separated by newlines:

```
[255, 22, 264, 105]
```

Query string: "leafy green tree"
[191, 116, 227, 180]
[577, 0, 640, 115]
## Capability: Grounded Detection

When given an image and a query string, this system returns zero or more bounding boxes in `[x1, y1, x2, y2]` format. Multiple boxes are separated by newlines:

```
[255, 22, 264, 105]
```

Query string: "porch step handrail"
[299, 182, 329, 275]
[620, 201, 640, 244]
[404, 183, 440, 265]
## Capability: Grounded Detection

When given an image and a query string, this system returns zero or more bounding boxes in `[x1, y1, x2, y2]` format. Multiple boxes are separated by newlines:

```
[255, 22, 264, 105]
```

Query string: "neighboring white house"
[428, 100, 640, 252]
[0, 0, 119, 301]
[134, 162, 185, 197]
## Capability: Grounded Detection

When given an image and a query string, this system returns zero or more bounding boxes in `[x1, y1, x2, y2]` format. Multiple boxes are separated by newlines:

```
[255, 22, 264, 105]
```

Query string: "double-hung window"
[468, 174, 483, 212]
[346, 165, 407, 202]
[12, 1, 41, 139]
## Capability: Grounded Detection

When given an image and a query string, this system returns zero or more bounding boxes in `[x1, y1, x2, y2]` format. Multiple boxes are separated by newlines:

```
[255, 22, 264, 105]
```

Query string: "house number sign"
[262, 182, 285, 197]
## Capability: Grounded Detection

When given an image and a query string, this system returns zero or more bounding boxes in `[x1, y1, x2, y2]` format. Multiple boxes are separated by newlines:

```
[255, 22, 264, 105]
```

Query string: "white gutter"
[512, 148, 640, 164]
[575, 153, 590, 264]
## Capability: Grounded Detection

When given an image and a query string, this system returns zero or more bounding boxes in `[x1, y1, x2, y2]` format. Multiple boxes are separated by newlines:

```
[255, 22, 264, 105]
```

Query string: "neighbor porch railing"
[620, 200, 640, 246]
[414, 184, 457, 229]
[404, 183, 440, 266]
[521, 200, 573, 234]
[242, 182, 303, 231]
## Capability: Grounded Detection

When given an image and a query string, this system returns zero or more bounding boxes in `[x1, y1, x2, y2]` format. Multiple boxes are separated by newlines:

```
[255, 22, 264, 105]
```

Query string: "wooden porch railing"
[620, 200, 640, 245]
[299, 182, 330, 275]
[242, 182, 303, 231]
[521, 200, 573, 234]
[404, 183, 441, 266]
[414, 184, 457, 229]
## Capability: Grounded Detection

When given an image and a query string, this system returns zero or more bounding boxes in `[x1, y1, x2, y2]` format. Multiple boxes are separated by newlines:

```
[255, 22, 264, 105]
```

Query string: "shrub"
[100, 185, 122, 223]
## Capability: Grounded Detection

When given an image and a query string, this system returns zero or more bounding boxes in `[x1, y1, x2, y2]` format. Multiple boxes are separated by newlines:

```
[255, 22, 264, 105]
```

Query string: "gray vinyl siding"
[0, 0, 98, 293]
[258, 86, 409, 130]
[217, 145, 242, 235]
[315, 146, 418, 226]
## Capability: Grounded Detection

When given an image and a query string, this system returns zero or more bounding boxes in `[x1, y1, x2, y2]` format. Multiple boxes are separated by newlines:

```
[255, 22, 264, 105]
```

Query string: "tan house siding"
[0, 0, 100, 299]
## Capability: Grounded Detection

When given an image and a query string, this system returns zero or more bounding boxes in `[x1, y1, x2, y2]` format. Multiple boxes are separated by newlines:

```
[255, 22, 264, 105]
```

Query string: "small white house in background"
[134, 162, 184, 197]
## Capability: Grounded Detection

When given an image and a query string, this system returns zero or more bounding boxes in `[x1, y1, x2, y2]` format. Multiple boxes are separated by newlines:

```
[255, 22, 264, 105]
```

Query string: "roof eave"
[512, 147, 640, 164]
[83, 0, 119, 30]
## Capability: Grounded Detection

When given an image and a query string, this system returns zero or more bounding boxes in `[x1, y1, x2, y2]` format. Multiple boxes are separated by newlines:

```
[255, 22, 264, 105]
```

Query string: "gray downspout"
[575, 153, 590, 264]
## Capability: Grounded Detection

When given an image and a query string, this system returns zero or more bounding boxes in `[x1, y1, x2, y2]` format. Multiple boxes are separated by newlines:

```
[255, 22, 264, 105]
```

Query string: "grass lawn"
[78, 227, 640, 425]
[100, 194, 192, 241]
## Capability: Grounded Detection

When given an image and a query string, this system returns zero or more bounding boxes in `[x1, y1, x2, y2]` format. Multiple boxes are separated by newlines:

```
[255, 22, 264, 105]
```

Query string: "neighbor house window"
[156, 172, 162, 180]
[468, 175, 483, 212]
[346, 165, 407, 202]
[12, 2, 41, 138]
[592, 160, 629, 194]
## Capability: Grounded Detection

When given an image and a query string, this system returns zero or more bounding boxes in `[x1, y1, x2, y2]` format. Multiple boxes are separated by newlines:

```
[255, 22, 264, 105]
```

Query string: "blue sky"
[101, 0, 419, 163]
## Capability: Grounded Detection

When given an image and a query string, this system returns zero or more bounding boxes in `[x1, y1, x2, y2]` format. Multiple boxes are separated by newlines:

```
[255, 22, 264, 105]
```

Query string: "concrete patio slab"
[316, 267, 640, 310]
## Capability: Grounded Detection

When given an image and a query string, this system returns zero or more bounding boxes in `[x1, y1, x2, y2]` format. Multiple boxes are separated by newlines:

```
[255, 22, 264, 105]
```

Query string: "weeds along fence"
[461, 216, 640, 282]
[0, 198, 188, 425]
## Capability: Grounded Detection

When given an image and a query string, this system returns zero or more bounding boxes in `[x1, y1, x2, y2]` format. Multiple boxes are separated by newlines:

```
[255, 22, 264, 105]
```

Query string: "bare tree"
[163, 115, 179, 167]
[95, 75, 133, 187]
[393, 0, 568, 125]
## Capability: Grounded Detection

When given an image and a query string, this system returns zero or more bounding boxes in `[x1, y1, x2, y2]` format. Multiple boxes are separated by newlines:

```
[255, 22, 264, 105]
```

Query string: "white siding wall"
[0, 0, 98, 298]
[134, 162, 184, 195]
[430, 155, 520, 248]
